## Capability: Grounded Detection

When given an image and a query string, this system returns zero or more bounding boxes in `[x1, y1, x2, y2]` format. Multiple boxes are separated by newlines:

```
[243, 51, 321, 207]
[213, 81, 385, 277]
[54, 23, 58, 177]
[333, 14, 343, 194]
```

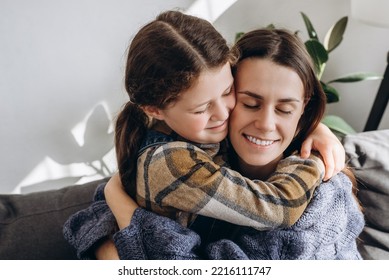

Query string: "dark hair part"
[232, 28, 326, 156]
[116, 10, 235, 197]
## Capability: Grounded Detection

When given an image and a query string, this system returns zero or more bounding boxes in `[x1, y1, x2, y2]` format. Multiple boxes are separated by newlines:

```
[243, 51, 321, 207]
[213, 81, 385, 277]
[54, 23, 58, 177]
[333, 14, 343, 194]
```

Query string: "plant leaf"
[301, 12, 319, 40]
[321, 82, 340, 103]
[321, 115, 356, 136]
[305, 39, 328, 77]
[324, 16, 348, 53]
[327, 72, 383, 83]
[235, 32, 245, 42]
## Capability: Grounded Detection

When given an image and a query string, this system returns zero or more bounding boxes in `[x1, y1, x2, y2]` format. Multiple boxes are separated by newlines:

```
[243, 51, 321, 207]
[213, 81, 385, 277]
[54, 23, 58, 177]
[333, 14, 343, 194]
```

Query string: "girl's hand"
[94, 238, 120, 260]
[104, 173, 139, 230]
[300, 123, 345, 181]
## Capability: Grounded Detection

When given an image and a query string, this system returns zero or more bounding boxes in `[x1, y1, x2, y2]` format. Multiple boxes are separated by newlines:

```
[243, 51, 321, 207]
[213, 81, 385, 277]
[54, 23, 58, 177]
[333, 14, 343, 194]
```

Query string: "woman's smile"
[244, 134, 278, 147]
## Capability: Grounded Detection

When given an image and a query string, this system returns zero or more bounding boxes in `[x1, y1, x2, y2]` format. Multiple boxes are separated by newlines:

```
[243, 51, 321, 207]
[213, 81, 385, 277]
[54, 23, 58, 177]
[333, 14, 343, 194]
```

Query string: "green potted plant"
[300, 12, 381, 136]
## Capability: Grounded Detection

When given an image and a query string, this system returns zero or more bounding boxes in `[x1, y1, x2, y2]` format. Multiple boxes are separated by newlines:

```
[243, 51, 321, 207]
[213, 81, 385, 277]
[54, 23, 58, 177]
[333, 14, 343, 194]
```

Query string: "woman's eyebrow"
[237, 91, 302, 103]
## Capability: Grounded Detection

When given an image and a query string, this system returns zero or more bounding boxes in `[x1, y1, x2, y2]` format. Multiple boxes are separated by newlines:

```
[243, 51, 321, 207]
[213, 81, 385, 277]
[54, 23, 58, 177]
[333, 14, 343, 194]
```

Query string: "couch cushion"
[0, 178, 107, 260]
[342, 129, 389, 260]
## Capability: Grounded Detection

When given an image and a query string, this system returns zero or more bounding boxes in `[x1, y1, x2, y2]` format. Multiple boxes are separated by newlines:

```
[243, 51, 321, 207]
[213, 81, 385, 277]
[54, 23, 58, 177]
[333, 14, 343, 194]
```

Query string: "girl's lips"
[208, 121, 227, 130]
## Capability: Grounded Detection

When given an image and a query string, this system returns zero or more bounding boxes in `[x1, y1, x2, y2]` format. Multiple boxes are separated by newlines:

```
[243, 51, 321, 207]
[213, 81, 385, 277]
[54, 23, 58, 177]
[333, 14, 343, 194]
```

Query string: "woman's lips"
[244, 134, 277, 146]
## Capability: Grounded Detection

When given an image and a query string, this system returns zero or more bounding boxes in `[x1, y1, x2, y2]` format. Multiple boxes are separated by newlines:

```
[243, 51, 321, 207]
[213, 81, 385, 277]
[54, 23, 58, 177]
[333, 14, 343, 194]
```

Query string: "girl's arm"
[137, 144, 325, 230]
[101, 179, 202, 260]
[104, 173, 138, 230]
[63, 183, 119, 260]
[91, 174, 139, 259]
[106, 125, 343, 232]
[300, 123, 345, 181]
[94, 238, 120, 260]
[64, 183, 201, 260]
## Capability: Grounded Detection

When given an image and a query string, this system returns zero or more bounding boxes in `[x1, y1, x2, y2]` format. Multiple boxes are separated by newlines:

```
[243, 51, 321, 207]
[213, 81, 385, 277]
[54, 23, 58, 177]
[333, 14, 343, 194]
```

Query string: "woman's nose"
[254, 109, 276, 132]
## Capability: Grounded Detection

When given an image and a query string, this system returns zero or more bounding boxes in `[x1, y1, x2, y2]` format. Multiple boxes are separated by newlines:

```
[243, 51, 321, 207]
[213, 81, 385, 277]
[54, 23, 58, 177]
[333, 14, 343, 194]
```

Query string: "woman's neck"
[237, 155, 283, 180]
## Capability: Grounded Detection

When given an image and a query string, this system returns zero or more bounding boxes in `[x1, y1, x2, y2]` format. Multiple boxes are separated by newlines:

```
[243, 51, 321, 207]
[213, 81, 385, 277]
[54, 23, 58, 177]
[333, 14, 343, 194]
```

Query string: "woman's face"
[153, 62, 235, 144]
[229, 58, 305, 176]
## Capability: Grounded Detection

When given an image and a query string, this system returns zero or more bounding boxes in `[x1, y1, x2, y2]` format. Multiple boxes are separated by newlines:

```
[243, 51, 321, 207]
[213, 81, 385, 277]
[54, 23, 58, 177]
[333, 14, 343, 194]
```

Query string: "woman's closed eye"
[242, 102, 295, 115]
[277, 108, 293, 115]
[276, 104, 296, 115]
[243, 103, 260, 109]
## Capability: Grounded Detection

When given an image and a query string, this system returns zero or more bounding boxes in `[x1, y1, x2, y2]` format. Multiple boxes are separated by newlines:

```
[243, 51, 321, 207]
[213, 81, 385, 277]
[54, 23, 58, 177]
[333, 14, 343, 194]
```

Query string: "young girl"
[64, 11, 346, 258]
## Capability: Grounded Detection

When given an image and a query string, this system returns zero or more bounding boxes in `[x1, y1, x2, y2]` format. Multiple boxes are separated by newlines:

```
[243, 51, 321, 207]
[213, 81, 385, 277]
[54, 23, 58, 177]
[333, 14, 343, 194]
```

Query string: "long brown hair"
[116, 10, 235, 197]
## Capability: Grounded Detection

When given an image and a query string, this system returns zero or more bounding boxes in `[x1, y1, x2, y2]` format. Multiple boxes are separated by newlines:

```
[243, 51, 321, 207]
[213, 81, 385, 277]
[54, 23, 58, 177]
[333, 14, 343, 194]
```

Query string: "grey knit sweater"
[63, 172, 364, 260]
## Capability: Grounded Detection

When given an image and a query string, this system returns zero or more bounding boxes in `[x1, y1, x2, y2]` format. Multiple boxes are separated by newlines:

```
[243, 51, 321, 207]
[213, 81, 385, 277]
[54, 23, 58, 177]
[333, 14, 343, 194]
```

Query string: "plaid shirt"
[135, 130, 325, 230]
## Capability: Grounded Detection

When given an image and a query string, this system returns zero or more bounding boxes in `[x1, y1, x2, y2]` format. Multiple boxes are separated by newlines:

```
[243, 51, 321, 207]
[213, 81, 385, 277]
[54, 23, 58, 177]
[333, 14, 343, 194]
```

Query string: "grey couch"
[1, 129, 388, 260]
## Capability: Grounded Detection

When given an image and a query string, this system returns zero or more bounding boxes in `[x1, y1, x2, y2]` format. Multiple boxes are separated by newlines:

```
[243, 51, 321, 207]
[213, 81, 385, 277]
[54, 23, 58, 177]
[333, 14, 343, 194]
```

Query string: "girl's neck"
[152, 120, 173, 135]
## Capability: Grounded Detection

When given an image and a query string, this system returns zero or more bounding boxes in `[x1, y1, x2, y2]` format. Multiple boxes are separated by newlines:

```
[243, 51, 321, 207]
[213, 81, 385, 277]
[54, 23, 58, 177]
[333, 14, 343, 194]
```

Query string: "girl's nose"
[211, 100, 230, 121]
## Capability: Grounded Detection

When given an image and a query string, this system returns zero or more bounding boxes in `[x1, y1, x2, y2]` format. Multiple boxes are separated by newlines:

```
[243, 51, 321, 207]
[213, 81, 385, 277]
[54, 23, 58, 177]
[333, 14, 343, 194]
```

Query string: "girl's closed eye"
[223, 86, 234, 96]
[194, 108, 207, 114]
[194, 104, 210, 114]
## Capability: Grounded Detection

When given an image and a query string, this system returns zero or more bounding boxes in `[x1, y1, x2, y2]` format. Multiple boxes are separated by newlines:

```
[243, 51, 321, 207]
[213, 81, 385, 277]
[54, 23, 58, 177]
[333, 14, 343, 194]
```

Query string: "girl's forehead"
[180, 63, 233, 98]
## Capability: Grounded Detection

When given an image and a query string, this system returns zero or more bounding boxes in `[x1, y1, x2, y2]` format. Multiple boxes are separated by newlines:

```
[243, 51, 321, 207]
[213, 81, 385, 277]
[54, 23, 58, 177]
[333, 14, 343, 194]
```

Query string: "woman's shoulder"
[316, 172, 353, 196]
[304, 171, 360, 220]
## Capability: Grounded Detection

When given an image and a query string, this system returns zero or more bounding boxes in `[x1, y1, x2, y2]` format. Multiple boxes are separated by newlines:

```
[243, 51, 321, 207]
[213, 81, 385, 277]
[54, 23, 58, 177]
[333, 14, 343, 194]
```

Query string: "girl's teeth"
[246, 135, 274, 146]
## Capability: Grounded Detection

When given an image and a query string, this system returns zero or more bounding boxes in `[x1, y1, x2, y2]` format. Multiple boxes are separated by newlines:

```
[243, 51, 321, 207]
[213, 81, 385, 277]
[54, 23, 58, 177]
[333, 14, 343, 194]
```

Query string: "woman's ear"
[141, 105, 165, 120]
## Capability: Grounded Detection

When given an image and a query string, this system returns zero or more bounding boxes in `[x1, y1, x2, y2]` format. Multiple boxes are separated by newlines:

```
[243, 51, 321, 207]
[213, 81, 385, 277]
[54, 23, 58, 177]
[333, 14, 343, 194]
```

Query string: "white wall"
[1, 0, 388, 193]
[0, 0, 192, 193]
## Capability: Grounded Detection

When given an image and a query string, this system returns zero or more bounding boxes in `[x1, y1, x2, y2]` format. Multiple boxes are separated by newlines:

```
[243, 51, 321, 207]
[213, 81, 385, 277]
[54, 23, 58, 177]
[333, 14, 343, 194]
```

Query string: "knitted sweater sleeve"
[209, 172, 365, 260]
[63, 183, 202, 260]
[137, 142, 325, 230]
[113, 208, 201, 260]
[63, 183, 118, 259]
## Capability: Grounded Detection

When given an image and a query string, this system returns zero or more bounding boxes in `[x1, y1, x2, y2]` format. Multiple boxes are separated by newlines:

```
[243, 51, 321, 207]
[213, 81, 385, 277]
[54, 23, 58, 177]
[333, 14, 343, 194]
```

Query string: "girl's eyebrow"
[237, 90, 302, 103]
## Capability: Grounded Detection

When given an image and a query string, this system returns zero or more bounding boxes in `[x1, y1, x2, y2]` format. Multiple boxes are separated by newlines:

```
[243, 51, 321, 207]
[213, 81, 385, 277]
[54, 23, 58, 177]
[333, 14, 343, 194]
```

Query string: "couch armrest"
[343, 129, 389, 260]
[0, 178, 108, 260]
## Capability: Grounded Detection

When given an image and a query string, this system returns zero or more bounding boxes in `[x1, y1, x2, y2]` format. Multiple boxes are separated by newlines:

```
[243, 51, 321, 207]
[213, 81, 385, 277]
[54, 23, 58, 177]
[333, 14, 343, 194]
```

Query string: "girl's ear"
[142, 105, 165, 120]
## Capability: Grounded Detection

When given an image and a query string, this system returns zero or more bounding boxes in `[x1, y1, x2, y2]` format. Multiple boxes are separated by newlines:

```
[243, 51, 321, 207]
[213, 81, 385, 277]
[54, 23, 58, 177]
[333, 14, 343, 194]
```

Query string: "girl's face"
[154, 62, 235, 144]
[229, 58, 305, 177]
